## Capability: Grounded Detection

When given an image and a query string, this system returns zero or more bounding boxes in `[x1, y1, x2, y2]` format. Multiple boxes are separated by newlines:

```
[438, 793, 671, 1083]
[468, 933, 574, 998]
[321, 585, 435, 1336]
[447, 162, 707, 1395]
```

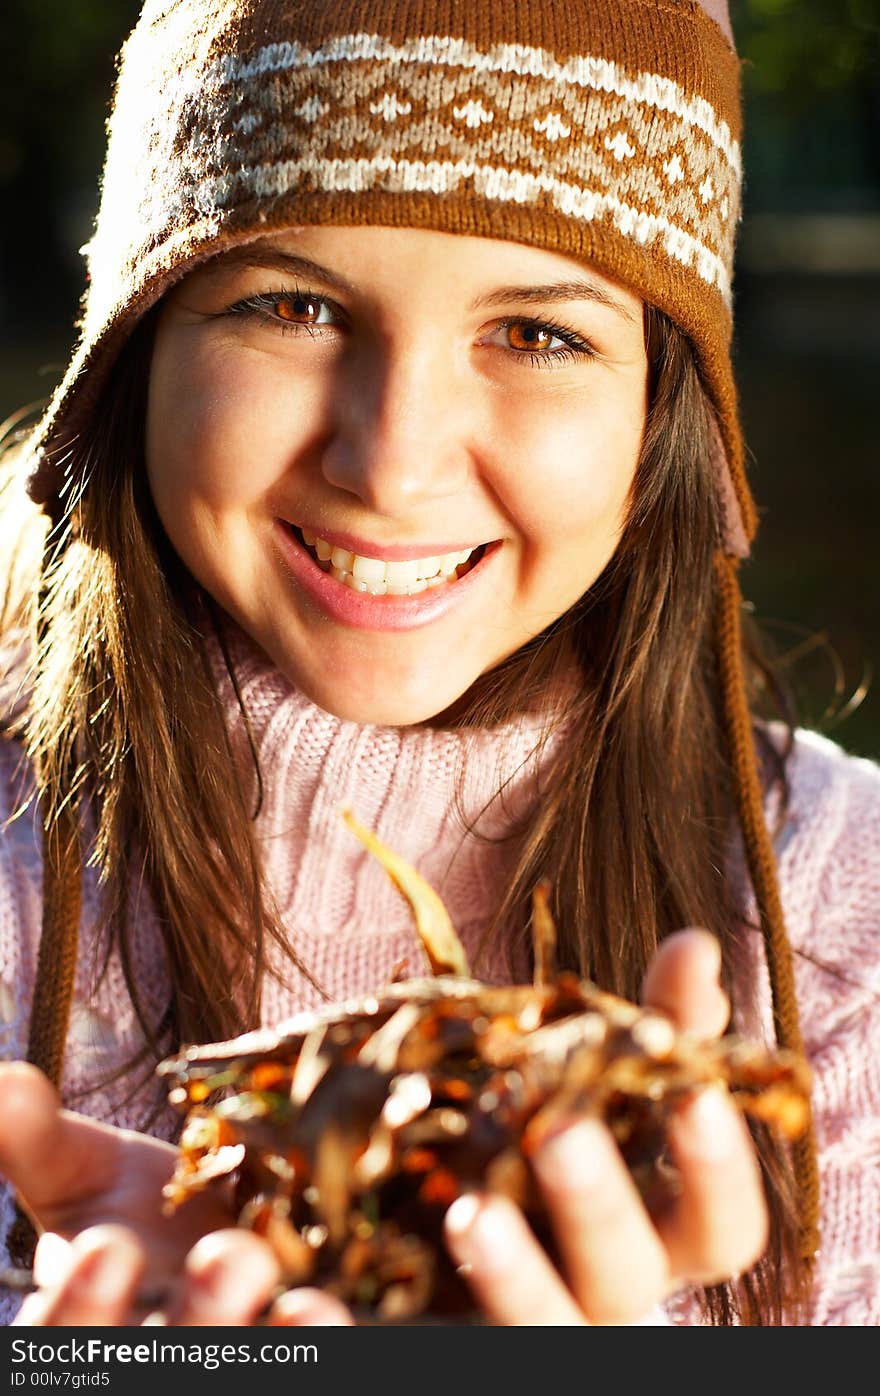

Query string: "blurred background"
[1, 0, 878, 756]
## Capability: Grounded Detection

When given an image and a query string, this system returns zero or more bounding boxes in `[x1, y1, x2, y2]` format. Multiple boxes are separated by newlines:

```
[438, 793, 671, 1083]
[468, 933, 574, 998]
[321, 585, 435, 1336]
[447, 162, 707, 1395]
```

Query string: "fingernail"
[33, 1232, 74, 1289]
[73, 1239, 141, 1306]
[189, 1240, 277, 1313]
[532, 1117, 610, 1189]
[271, 1289, 351, 1326]
[444, 1194, 516, 1271]
[674, 1085, 740, 1160]
[445, 1193, 481, 1239]
[190, 1257, 247, 1311]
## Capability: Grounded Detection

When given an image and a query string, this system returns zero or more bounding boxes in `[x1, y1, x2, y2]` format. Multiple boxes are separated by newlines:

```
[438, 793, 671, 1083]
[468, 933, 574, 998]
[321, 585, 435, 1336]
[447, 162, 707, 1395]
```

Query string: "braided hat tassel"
[714, 552, 821, 1263]
[26, 802, 82, 1083]
[7, 525, 83, 1268]
[6, 800, 82, 1267]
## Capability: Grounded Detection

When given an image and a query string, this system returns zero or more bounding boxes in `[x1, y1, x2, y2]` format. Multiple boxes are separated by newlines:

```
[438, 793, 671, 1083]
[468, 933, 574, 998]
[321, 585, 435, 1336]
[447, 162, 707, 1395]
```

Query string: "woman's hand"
[0, 1061, 232, 1295]
[0, 1064, 352, 1326]
[442, 928, 769, 1324]
[13, 1227, 353, 1327]
[4, 927, 764, 1326]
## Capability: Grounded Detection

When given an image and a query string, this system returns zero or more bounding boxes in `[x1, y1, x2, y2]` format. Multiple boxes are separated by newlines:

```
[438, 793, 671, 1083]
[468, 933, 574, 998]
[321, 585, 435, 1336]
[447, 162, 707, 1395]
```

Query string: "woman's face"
[146, 225, 648, 725]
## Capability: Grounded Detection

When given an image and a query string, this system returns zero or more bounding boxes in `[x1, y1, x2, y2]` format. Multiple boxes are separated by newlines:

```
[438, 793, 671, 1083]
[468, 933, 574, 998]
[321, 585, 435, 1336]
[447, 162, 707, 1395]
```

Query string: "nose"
[320, 341, 472, 517]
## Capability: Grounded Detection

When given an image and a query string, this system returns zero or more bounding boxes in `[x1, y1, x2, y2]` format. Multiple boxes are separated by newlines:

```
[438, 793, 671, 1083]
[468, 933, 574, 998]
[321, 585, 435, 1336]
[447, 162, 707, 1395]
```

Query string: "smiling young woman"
[145, 226, 648, 726]
[0, 0, 877, 1330]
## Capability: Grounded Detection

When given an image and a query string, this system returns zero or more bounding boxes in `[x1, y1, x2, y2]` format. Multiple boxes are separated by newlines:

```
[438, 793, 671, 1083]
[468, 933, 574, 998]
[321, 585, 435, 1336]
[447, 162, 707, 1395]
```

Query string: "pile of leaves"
[158, 813, 810, 1322]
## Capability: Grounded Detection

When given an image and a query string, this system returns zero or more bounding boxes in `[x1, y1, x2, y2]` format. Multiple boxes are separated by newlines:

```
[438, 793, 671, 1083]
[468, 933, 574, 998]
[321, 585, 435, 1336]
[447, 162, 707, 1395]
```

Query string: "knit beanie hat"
[27, 0, 753, 552]
[18, 0, 819, 1264]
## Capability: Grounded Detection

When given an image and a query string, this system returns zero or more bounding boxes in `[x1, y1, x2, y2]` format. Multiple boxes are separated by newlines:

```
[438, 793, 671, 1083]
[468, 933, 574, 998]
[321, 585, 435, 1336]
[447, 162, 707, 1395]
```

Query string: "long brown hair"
[0, 302, 805, 1323]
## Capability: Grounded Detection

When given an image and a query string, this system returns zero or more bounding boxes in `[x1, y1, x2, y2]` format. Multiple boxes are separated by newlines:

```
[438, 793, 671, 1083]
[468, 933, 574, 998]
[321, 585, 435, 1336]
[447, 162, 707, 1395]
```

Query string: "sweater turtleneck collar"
[209, 623, 574, 1017]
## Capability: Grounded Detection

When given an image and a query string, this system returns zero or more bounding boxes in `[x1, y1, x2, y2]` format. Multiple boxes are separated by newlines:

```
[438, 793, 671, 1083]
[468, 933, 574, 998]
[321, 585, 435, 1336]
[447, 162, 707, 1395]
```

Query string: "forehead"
[192, 224, 643, 323]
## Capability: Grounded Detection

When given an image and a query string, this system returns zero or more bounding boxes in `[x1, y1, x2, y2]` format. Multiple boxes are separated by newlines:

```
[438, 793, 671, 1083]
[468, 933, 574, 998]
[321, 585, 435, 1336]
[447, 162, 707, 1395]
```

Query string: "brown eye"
[506, 323, 556, 352]
[274, 294, 323, 323]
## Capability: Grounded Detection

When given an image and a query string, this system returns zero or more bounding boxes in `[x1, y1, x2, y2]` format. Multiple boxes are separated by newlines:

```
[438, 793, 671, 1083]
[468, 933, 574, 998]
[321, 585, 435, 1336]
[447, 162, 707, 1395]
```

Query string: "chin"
[283, 661, 474, 729]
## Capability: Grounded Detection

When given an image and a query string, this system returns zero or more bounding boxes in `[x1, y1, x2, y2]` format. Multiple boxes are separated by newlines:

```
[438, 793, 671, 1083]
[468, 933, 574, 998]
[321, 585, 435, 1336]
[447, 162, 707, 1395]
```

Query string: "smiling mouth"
[285, 524, 489, 596]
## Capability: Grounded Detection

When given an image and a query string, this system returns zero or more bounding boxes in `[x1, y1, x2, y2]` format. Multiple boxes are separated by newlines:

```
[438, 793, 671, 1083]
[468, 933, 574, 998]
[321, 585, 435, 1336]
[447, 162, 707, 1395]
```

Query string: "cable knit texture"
[0, 637, 878, 1324]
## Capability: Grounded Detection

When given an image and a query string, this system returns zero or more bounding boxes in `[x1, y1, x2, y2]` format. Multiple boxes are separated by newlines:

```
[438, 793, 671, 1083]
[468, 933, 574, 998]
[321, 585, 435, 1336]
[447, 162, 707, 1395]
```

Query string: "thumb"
[0, 1062, 120, 1220]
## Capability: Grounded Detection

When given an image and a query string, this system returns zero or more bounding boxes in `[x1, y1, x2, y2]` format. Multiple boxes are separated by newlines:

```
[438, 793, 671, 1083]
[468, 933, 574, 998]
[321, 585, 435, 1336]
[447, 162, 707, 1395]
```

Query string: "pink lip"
[272, 521, 500, 633]
[295, 524, 487, 562]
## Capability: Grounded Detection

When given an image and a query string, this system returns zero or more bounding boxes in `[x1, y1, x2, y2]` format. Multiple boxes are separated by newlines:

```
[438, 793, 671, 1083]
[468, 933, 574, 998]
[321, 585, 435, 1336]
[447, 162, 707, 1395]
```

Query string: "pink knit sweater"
[1, 630, 878, 1324]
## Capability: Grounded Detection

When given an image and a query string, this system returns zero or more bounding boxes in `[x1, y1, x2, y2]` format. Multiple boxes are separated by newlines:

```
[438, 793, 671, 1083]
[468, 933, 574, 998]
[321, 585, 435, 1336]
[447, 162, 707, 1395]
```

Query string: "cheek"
[145, 345, 320, 513]
[491, 393, 644, 568]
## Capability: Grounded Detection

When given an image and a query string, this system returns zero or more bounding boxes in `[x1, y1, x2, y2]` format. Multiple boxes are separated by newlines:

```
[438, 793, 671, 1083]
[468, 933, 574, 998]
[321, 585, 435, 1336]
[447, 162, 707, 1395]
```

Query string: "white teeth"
[331, 546, 354, 571]
[384, 559, 421, 589]
[382, 576, 429, 595]
[352, 555, 387, 585]
[298, 527, 482, 595]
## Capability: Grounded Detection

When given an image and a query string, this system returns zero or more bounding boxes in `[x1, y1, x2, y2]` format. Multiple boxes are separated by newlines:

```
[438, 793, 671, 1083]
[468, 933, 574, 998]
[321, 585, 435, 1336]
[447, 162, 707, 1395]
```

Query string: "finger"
[0, 1063, 201, 1274]
[658, 1085, 769, 1284]
[531, 1117, 670, 1324]
[13, 1234, 76, 1327]
[14, 1226, 144, 1327]
[33, 1232, 75, 1289]
[640, 929, 730, 1039]
[169, 1230, 282, 1325]
[12, 1293, 54, 1327]
[444, 1193, 586, 1325]
[0, 1063, 121, 1218]
[267, 1289, 355, 1326]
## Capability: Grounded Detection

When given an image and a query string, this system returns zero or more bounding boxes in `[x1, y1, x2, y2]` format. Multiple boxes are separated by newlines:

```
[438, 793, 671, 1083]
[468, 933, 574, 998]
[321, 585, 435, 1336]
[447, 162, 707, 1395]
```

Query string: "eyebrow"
[470, 279, 639, 324]
[207, 245, 359, 296]
[211, 246, 639, 325]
